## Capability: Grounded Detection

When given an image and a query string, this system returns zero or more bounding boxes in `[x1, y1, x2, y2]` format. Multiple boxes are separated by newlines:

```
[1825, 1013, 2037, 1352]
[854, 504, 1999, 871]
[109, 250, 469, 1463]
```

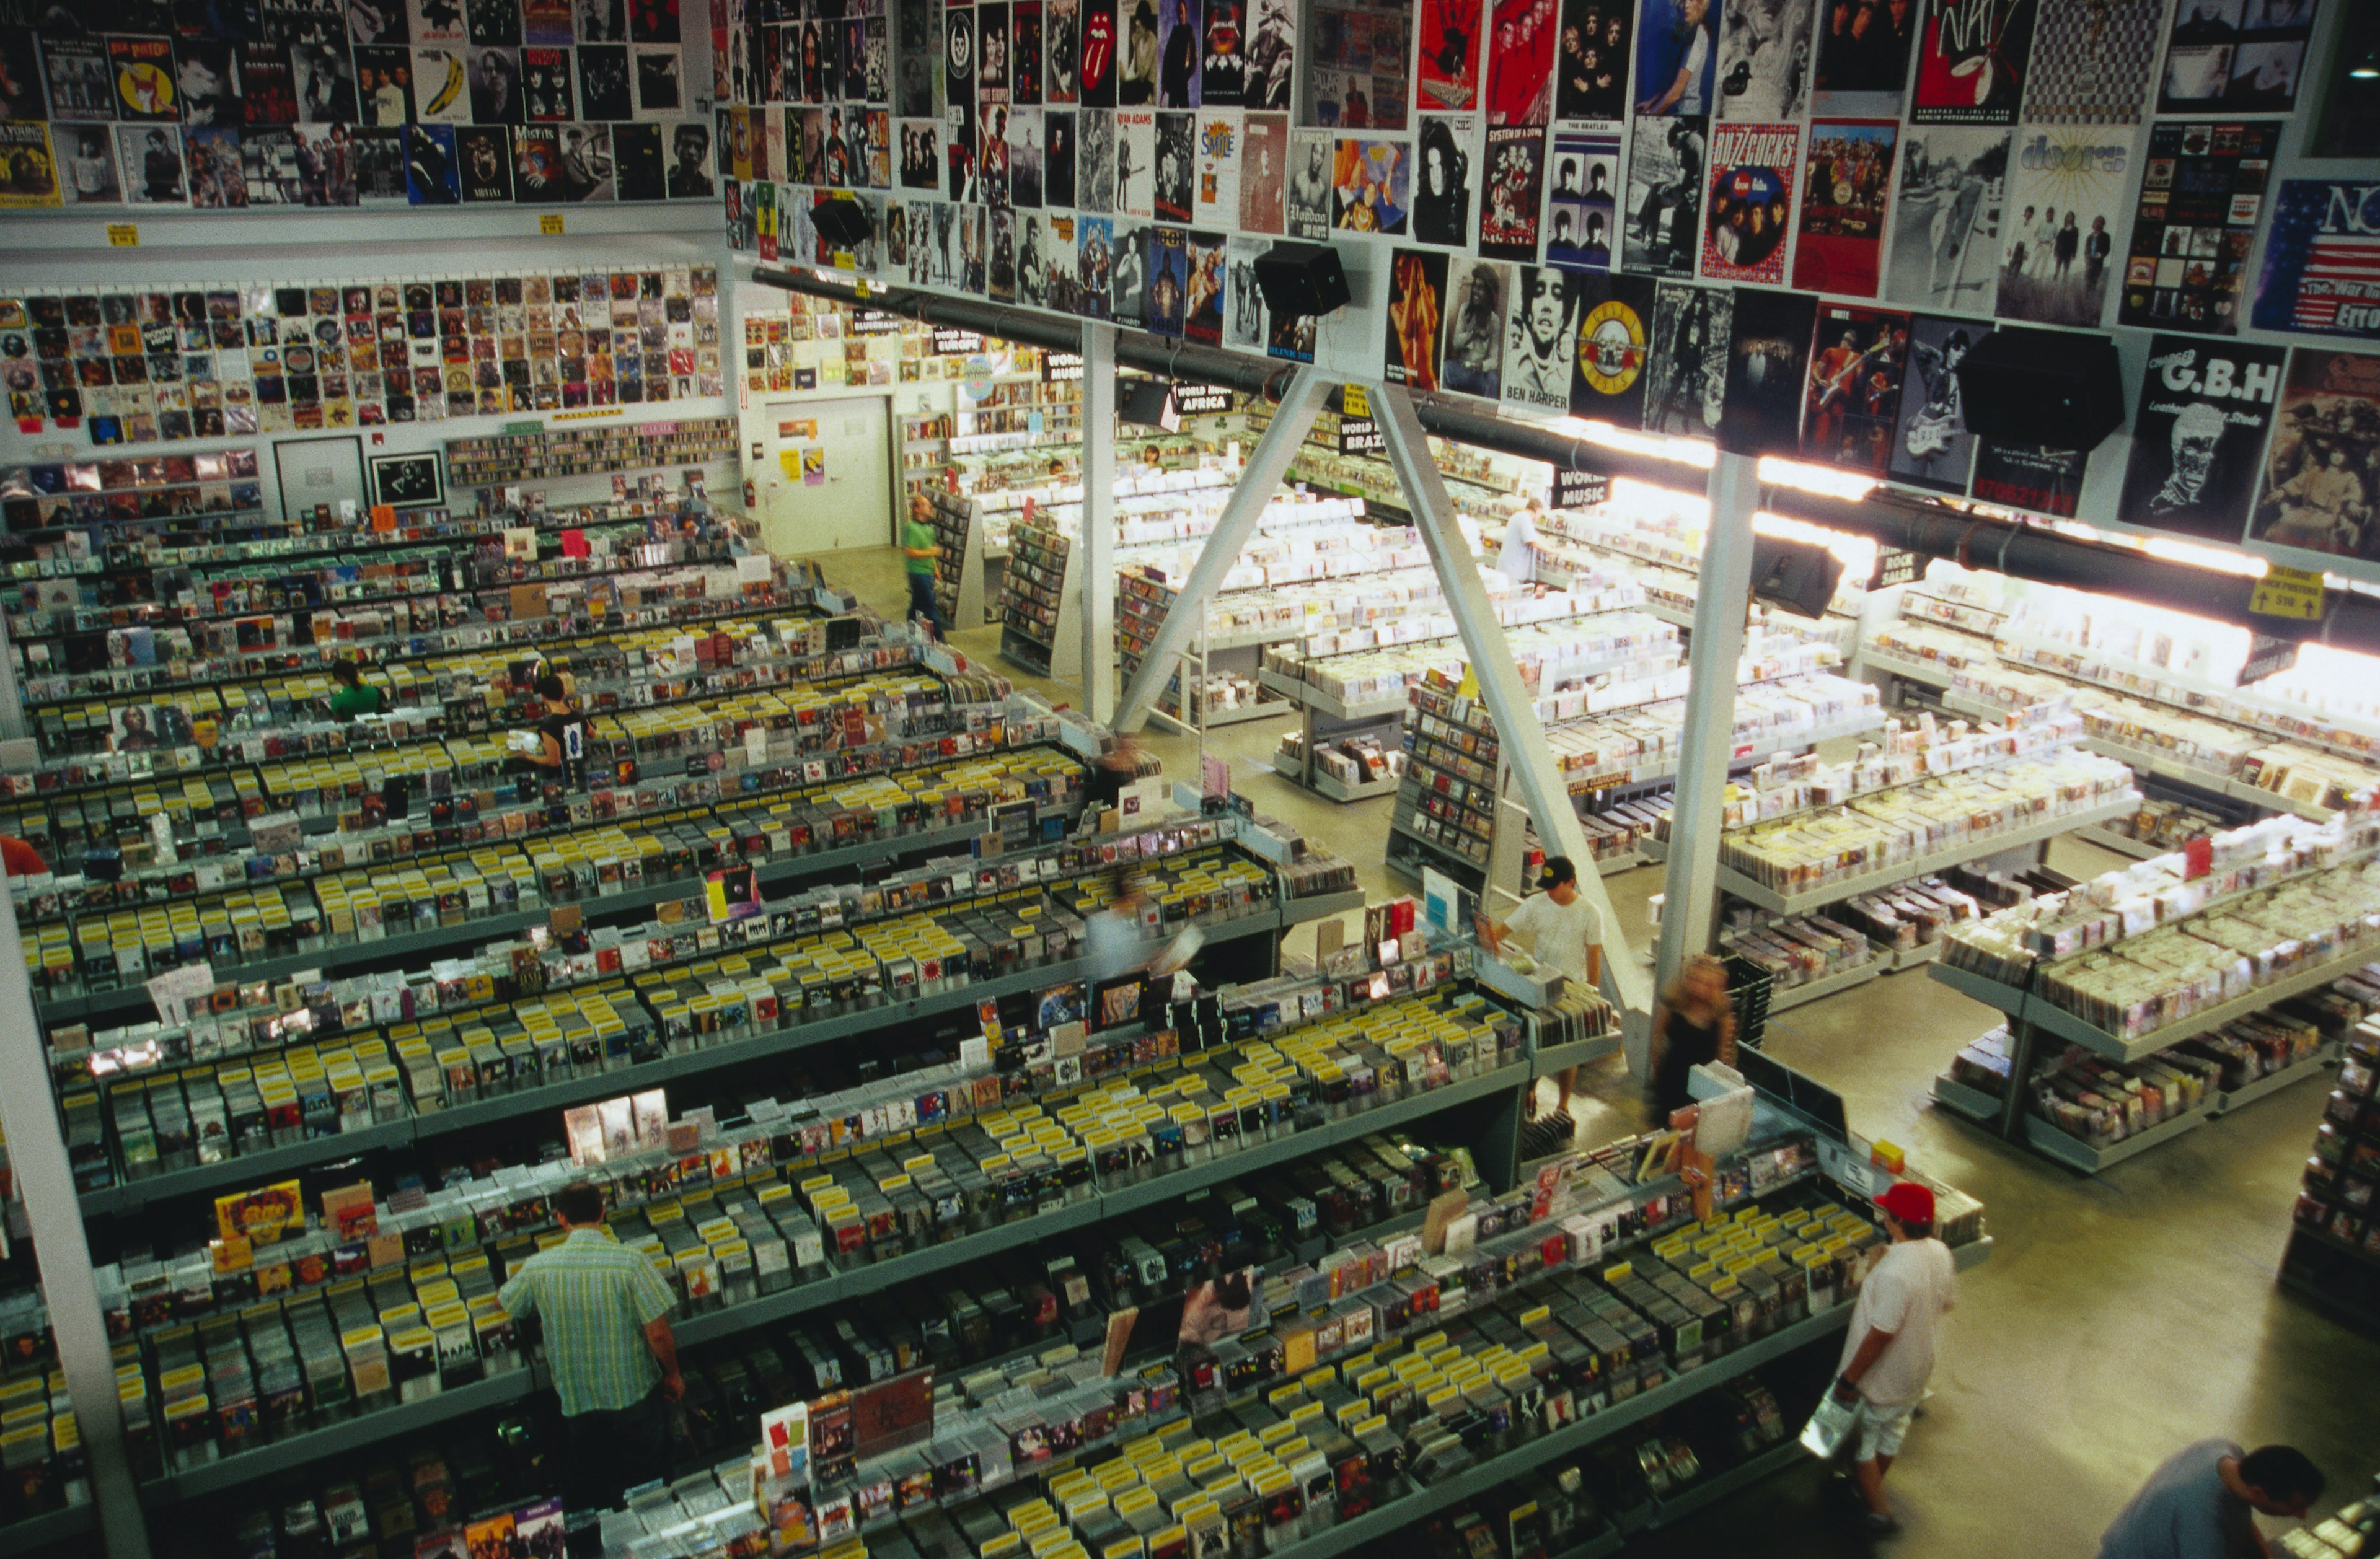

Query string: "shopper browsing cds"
[328, 659, 384, 719]
[507, 672, 588, 789]
[1830, 1180, 1957, 1536]
[903, 493, 945, 639]
[2095, 1441, 2323, 1559]
[1651, 952, 1737, 1118]
[1476, 856, 1603, 1117]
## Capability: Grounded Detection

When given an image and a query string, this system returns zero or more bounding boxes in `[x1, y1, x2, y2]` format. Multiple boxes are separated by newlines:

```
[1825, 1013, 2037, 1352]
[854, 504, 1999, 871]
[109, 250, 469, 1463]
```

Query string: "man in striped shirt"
[500, 1182, 683, 1522]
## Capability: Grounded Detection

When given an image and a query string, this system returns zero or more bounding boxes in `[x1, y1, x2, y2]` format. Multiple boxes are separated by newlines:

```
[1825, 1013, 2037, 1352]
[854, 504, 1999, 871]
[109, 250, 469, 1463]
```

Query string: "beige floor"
[811, 542, 2380, 1556]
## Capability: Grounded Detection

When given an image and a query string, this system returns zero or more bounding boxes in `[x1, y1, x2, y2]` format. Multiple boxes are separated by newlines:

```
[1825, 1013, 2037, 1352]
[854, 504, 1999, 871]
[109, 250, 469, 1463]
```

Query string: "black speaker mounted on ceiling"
[811, 200, 874, 247]
[1748, 534, 1844, 621]
[1251, 242, 1352, 318]
[1955, 326, 2127, 450]
[1119, 378, 1180, 431]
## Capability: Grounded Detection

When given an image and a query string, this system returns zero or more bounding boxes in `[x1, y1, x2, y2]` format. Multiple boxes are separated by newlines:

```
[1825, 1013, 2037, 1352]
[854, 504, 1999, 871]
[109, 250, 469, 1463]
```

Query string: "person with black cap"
[1830, 1180, 1958, 1535]
[1475, 855, 1603, 1118]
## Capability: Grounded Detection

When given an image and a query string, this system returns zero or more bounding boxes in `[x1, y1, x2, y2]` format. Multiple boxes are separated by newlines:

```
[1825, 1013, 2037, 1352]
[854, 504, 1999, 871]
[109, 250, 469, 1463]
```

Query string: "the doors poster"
[2247, 347, 2380, 561]
[2250, 180, 2380, 341]
[1993, 123, 2128, 328]
[2115, 334, 2285, 542]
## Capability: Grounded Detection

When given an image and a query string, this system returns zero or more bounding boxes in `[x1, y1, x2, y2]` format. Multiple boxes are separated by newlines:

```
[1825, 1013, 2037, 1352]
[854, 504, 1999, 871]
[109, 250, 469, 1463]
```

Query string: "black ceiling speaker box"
[812, 200, 873, 246]
[1119, 378, 1179, 431]
[1748, 534, 1844, 621]
[1252, 242, 1352, 318]
[1955, 327, 2127, 449]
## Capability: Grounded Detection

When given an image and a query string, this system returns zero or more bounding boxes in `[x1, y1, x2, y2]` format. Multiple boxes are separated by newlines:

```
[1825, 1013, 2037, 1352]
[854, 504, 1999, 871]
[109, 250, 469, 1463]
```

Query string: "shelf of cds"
[443, 417, 741, 489]
[1926, 806, 2380, 1172]
[920, 488, 993, 630]
[2283, 1024, 2380, 1328]
[997, 516, 1082, 682]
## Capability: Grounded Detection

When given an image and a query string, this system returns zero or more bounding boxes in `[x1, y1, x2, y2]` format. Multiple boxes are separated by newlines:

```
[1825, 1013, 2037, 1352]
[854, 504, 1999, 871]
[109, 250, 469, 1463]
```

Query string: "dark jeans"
[907, 571, 944, 638]
[562, 1387, 672, 1518]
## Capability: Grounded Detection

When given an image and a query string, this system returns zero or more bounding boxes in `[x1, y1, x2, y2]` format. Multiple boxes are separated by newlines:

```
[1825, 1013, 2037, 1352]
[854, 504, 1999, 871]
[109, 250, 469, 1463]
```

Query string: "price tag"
[540, 213, 565, 235]
[1341, 384, 1369, 418]
[107, 223, 138, 247]
[2249, 564, 2325, 621]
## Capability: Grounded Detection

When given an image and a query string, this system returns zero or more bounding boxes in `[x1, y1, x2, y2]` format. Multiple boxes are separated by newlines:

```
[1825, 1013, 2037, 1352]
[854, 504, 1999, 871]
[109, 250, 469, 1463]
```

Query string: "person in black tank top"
[515, 671, 589, 791]
[1651, 952, 1736, 1119]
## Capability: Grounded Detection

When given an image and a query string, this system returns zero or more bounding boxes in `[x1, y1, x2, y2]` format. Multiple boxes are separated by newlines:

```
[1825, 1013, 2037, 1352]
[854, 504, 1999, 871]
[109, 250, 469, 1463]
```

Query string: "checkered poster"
[2021, 0, 2162, 125]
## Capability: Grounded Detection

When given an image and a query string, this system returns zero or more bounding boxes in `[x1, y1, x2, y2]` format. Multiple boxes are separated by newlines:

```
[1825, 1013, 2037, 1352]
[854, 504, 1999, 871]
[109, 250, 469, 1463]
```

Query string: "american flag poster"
[2252, 180, 2380, 341]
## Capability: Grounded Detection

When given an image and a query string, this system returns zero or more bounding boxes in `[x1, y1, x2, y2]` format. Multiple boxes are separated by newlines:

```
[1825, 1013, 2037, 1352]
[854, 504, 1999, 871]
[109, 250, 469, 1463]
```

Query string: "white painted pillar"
[1655, 449, 1761, 993]
[1371, 385, 1652, 1029]
[1111, 367, 1329, 732]
[0, 885, 151, 1556]
[1080, 322, 1118, 723]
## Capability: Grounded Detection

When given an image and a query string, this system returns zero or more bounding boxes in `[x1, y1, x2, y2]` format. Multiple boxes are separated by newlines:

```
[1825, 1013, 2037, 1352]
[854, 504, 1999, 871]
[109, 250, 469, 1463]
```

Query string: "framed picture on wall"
[367, 451, 447, 509]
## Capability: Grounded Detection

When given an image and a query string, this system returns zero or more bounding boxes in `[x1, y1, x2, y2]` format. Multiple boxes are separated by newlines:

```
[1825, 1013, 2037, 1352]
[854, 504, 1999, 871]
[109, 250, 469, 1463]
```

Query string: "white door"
[760, 395, 894, 556]
[273, 436, 366, 525]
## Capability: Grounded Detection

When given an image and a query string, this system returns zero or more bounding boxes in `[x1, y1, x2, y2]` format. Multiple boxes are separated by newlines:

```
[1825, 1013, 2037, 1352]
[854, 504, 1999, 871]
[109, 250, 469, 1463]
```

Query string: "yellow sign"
[1341, 384, 1370, 418]
[548, 408, 622, 423]
[1455, 664, 1480, 699]
[106, 223, 138, 247]
[2250, 564, 2325, 621]
[540, 213, 565, 235]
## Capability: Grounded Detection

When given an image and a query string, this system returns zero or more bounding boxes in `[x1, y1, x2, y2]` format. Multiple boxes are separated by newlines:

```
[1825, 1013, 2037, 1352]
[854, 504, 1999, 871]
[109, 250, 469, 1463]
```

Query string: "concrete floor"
[811, 542, 2380, 1555]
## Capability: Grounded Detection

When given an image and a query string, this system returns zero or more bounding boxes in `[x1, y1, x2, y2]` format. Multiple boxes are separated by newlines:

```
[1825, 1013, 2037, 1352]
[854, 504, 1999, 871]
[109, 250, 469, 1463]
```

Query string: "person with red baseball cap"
[1829, 1179, 1958, 1535]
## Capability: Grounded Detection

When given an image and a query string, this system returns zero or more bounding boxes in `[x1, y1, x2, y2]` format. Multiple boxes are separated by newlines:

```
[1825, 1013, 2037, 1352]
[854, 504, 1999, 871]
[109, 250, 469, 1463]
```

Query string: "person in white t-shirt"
[1494, 498, 1546, 584]
[1476, 856, 1602, 1115]
[1833, 1180, 1959, 1535]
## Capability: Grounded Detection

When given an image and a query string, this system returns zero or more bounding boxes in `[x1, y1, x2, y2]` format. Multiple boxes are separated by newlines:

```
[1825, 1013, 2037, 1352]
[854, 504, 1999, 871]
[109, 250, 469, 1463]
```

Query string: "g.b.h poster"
[2116, 334, 2286, 543]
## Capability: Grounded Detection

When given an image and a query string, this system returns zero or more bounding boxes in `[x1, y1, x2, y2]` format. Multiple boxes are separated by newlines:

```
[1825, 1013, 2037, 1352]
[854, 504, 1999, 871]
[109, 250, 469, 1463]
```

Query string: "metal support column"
[1079, 323, 1118, 723]
[1113, 366, 1329, 732]
[1372, 385, 1652, 1029]
[1655, 450, 1761, 997]
[0, 617, 27, 742]
[0, 885, 151, 1557]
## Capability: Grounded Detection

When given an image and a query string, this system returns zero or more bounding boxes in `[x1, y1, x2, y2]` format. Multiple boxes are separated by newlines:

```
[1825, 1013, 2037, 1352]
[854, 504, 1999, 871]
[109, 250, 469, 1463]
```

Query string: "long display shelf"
[0, 1501, 99, 1550]
[133, 1060, 1531, 1503]
[2024, 1101, 2210, 1173]
[2206, 1047, 2338, 1115]
[1715, 798, 2135, 916]
[1528, 1030, 1624, 1078]
[75, 900, 1300, 1216]
[1931, 1048, 2333, 1172]
[1937, 936, 2380, 1065]
[35, 796, 1082, 1029]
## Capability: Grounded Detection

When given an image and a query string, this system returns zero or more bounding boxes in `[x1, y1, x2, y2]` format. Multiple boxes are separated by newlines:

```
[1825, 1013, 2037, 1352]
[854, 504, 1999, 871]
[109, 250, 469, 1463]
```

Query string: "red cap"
[1876, 1181, 1935, 1227]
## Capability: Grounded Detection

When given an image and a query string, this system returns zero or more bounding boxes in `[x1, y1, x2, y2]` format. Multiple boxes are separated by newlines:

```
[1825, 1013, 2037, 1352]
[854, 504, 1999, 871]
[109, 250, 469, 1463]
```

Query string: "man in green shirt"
[327, 661, 385, 719]
[904, 493, 945, 639]
[498, 1182, 682, 1520]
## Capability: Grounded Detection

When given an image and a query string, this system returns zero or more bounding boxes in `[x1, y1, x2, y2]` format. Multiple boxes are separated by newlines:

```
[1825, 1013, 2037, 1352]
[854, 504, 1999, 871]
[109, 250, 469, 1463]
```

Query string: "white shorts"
[1854, 1399, 1915, 1461]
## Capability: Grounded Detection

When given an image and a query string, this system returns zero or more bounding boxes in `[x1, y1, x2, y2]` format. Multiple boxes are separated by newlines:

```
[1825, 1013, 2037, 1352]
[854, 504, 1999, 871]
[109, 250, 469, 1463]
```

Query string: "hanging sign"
[2249, 564, 2325, 623]
[1336, 417, 1383, 456]
[1342, 384, 1370, 418]
[1552, 468, 1608, 510]
[1042, 351, 1085, 382]
[932, 327, 986, 355]
[2237, 634, 2301, 687]
[1173, 383, 1231, 415]
[1868, 547, 1921, 590]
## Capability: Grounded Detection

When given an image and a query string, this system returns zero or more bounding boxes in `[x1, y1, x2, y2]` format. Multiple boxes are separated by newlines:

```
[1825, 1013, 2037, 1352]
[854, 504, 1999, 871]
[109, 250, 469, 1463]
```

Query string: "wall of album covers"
[0, 0, 721, 209]
[725, 0, 2380, 574]
[0, 236, 736, 525]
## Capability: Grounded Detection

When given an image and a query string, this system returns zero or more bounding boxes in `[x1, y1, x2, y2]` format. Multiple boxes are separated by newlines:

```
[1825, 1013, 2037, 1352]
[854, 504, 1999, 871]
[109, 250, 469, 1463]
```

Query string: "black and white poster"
[1889, 314, 1989, 493]
[2159, 0, 2319, 116]
[1715, 0, 1814, 121]
[1503, 265, 1582, 412]
[1623, 113, 1704, 278]
[2117, 334, 2285, 542]
[1881, 123, 2005, 312]
[1554, 0, 1631, 124]
[1443, 255, 1510, 398]
[1642, 277, 1730, 435]
[2248, 347, 2380, 561]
